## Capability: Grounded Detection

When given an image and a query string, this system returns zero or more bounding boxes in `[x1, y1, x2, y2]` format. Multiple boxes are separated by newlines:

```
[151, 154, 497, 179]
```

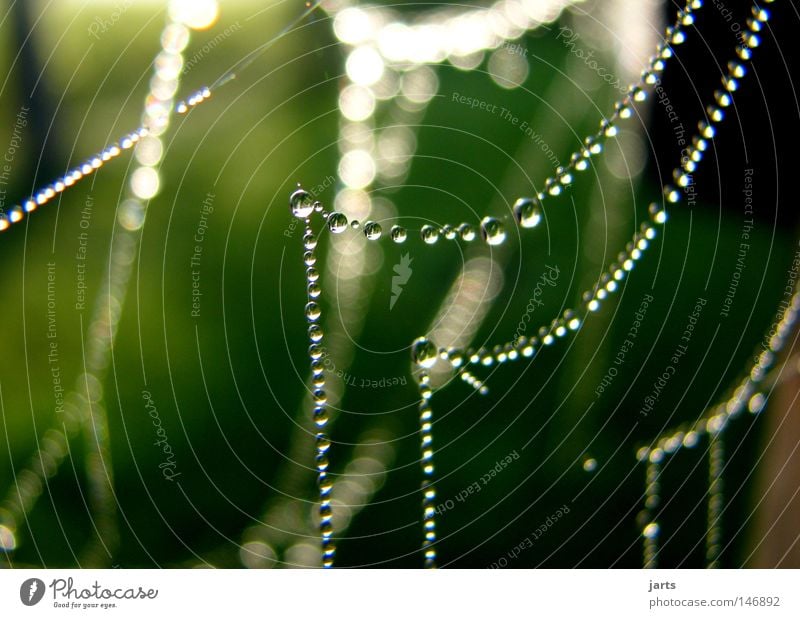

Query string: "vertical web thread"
[706, 429, 725, 568]
[300, 212, 335, 568]
[643, 452, 662, 569]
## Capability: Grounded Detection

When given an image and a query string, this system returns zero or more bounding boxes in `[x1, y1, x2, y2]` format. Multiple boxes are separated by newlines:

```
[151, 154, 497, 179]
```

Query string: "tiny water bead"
[290, 188, 315, 219]
[513, 197, 542, 229]
[350, 219, 360, 229]
[327, 212, 349, 233]
[390, 225, 407, 243]
[582, 458, 597, 472]
[363, 220, 382, 240]
[480, 217, 506, 246]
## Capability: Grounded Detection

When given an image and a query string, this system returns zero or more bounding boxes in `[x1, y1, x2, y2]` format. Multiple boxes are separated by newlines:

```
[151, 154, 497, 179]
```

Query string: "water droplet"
[363, 220, 382, 240]
[512, 197, 542, 229]
[480, 217, 506, 246]
[305, 302, 321, 322]
[327, 212, 348, 233]
[583, 458, 597, 472]
[308, 324, 324, 343]
[390, 225, 407, 243]
[412, 337, 438, 368]
[350, 220, 360, 229]
[303, 230, 318, 250]
[308, 283, 321, 298]
[447, 348, 464, 368]
[421, 225, 439, 245]
[748, 393, 765, 414]
[290, 189, 315, 219]
[642, 522, 660, 539]
[442, 225, 456, 240]
[458, 223, 476, 242]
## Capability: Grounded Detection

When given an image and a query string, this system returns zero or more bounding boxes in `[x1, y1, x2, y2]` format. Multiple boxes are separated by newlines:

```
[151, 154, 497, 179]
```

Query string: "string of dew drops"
[634, 0, 777, 569]
[412, 338, 440, 569]
[290, 187, 336, 568]
[0, 0, 326, 234]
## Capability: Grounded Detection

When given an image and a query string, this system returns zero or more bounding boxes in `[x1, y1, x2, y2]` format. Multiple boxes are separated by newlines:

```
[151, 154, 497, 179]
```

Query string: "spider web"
[0, 0, 796, 569]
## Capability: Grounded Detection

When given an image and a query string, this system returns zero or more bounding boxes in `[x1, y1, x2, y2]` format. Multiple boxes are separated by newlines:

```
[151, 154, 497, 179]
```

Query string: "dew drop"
[350, 220, 360, 230]
[480, 217, 506, 246]
[512, 197, 542, 229]
[421, 225, 439, 245]
[290, 189, 315, 219]
[305, 302, 321, 322]
[583, 458, 597, 472]
[363, 220, 382, 240]
[303, 231, 318, 250]
[308, 324, 324, 343]
[458, 223, 476, 242]
[308, 283, 321, 298]
[446, 348, 464, 368]
[327, 212, 348, 233]
[390, 225, 407, 243]
[442, 225, 456, 240]
[412, 337, 438, 369]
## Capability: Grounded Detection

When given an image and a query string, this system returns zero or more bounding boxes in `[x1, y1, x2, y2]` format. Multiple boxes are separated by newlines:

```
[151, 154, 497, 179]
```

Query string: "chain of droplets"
[402, 0, 776, 568]
[0, 0, 328, 235]
[706, 431, 724, 568]
[0, 88, 211, 235]
[411, 340, 440, 568]
[632, 0, 780, 569]
[642, 457, 661, 568]
[292, 189, 336, 568]
[661, 1, 773, 208]
[0, 16, 196, 558]
[633, 285, 799, 568]
[298, 0, 704, 252]
[423, 0, 775, 382]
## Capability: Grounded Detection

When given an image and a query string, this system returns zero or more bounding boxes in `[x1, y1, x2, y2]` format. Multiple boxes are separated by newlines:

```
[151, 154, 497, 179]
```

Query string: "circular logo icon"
[20, 578, 45, 606]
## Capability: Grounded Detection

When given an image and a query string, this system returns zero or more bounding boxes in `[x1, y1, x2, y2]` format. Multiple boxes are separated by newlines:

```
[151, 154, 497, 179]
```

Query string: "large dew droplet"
[290, 189, 315, 219]
[391, 225, 407, 243]
[421, 225, 439, 245]
[305, 302, 321, 322]
[513, 197, 542, 229]
[363, 220, 382, 240]
[412, 337, 438, 369]
[480, 217, 506, 246]
[327, 212, 348, 233]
